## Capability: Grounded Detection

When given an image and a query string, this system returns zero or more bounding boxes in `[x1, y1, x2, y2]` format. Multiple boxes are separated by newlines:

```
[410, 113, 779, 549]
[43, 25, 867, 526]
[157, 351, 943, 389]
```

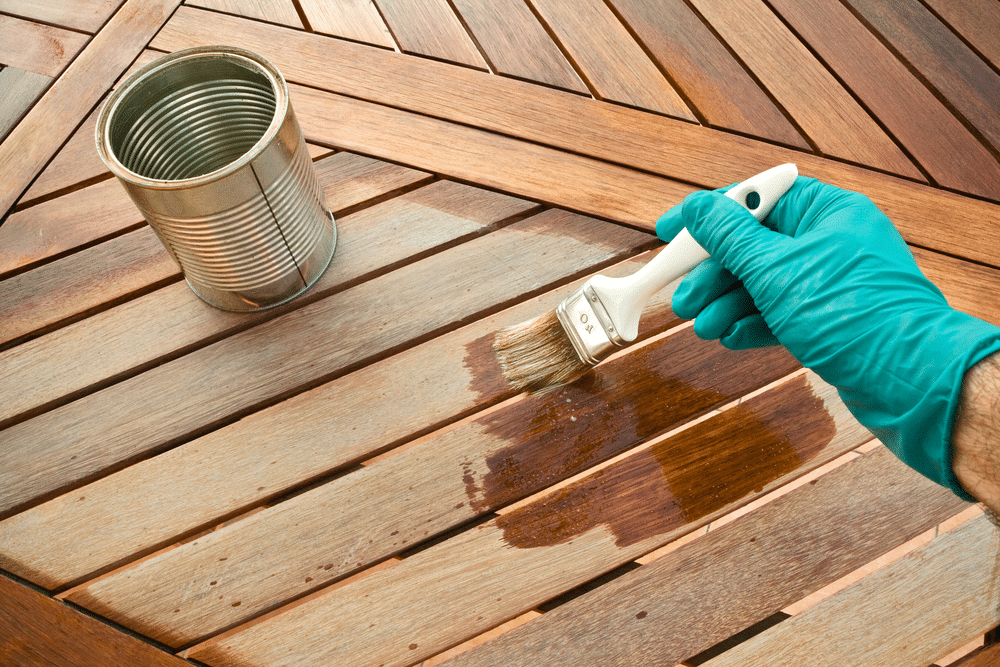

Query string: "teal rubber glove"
[656, 176, 1000, 500]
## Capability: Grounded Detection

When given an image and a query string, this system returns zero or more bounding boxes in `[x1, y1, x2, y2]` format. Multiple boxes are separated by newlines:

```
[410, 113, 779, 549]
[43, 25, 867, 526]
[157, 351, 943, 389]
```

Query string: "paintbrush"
[494, 163, 798, 394]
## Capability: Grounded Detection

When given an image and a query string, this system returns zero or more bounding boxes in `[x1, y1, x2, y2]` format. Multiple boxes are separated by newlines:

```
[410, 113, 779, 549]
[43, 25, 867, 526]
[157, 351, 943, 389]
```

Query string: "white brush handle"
[590, 163, 798, 342]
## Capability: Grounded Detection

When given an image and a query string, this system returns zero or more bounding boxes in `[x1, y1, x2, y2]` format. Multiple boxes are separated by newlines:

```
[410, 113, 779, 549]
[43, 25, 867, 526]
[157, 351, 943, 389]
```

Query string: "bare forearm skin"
[952, 352, 1000, 514]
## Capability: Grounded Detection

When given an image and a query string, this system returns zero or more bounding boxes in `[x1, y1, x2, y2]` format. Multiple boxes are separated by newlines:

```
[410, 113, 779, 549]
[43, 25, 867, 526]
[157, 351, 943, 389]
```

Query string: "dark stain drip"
[496, 375, 836, 549]
[465, 327, 799, 514]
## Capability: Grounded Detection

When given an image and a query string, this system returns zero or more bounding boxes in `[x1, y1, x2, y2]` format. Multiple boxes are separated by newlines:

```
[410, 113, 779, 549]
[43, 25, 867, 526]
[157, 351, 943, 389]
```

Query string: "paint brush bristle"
[493, 310, 593, 394]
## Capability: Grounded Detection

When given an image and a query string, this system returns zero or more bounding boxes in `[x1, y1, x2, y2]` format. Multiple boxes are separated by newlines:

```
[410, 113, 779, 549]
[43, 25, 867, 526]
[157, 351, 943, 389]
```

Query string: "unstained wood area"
[1, 1, 999, 666]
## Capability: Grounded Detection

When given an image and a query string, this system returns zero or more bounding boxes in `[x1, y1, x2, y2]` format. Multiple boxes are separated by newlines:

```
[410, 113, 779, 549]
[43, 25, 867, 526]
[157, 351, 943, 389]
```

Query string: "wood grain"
[449, 0, 587, 94]
[769, 0, 1000, 201]
[923, 0, 1000, 68]
[185, 373, 870, 666]
[0, 212, 651, 518]
[0, 250, 680, 592]
[65, 327, 800, 644]
[526, 0, 694, 118]
[701, 514, 1000, 667]
[0, 14, 89, 78]
[0, 575, 190, 667]
[846, 0, 1000, 156]
[151, 7, 1000, 269]
[374, 0, 488, 69]
[297, 0, 393, 47]
[186, 0, 302, 28]
[685, 0, 919, 179]
[608, 0, 807, 148]
[0, 0, 181, 218]
[442, 447, 968, 667]
[0, 0, 123, 33]
[0, 67, 50, 142]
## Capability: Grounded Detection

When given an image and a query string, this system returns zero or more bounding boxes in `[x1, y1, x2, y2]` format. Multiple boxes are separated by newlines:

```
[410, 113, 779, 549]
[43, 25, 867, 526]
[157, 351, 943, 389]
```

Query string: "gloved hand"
[656, 175, 1000, 500]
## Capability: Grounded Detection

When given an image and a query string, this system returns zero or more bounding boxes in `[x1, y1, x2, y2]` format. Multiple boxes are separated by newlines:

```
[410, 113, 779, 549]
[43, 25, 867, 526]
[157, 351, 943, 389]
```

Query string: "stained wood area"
[2, 3, 999, 667]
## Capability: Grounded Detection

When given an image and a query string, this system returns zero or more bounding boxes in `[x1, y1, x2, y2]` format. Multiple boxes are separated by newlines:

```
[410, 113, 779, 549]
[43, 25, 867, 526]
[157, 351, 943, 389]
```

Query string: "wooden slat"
[441, 447, 968, 667]
[685, 0, 920, 179]
[0, 575, 190, 667]
[184, 373, 870, 667]
[845, 0, 1000, 156]
[0, 251, 676, 591]
[0, 211, 652, 518]
[0, 154, 435, 427]
[0, 0, 123, 33]
[373, 0, 488, 69]
[608, 0, 808, 148]
[769, 0, 1000, 201]
[701, 514, 999, 666]
[65, 327, 800, 644]
[0, 14, 89, 78]
[186, 0, 302, 28]
[526, 0, 694, 118]
[297, 0, 393, 47]
[0, 0, 181, 218]
[449, 0, 587, 94]
[953, 642, 1000, 667]
[150, 7, 1000, 269]
[923, 0, 1000, 67]
[913, 247, 1000, 326]
[0, 67, 50, 141]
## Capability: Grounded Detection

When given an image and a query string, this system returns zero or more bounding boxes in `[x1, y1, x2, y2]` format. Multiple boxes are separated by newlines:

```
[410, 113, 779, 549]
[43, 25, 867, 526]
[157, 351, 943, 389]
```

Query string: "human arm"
[953, 352, 1000, 513]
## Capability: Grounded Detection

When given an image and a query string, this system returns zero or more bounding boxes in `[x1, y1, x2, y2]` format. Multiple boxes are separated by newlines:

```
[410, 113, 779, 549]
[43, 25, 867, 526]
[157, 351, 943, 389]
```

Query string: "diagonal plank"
[701, 513, 1000, 667]
[185, 373, 871, 667]
[0, 575, 190, 667]
[0, 14, 90, 78]
[64, 327, 800, 644]
[449, 0, 587, 94]
[0, 67, 50, 142]
[0, 251, 676, 591]
[525, 0, 694, 118]
[0, 212, 653, 518]
[297, 0, 393, 47]
[685, 0, 920, 179]
[769, 0, 1000, 201]
[953, 643, 1000, 667]
[187, 0, 302, 28]
[0, 0, 182, 218]
[150, 7, 1000, 269]
[923, 0, 1000, 68]
[608, 0, 808, 148]
[374, 0, 488, 69]
[0, 0, 124, 33]
[440, 447, 969, 667]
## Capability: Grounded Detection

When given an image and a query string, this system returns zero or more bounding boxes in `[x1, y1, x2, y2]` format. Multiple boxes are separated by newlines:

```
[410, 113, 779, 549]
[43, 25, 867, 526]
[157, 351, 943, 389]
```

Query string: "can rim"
[95, 45, 289, 190]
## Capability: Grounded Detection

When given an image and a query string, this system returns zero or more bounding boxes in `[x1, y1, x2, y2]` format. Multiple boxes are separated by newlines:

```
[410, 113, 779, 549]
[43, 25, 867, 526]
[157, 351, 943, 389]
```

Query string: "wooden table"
[2, 1, 1000, 665]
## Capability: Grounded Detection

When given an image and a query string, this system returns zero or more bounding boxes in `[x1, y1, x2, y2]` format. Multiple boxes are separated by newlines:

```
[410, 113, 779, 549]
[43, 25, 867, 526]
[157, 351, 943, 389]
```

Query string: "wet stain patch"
[463, 332, 513, 401]
[496, 374, 835, 549]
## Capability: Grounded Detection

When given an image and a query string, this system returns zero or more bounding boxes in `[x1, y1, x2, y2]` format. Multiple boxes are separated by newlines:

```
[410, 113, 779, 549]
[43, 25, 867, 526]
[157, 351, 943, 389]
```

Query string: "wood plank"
[526, 0, 694, 118]
[297, 0, 393, 47]
[449, 0, 587, 94]
[374, 0, 487, 69]
[186, 0, 302, 28]
[0, 0, 181, 218]
[0, 14, 89, 78]
[701, 514, 1000, 667]
[913, 247, 1000, 326]
[0, 67, 50, 141]
[0, 154, 436, 428]
[953, 642, 1000, 667]
[845, 0, 1000, 156]
[185, 372, 870, 666]
[608, 0, 808, 148]
[0, 211, 652, 518]
[685, 0, 920, 179]
[0, 251, 678, 591]
[151, 8, 1000, 269]
[0, 575, 190, 667]
[65, 327, 801, 644]
[923, 0, 1000, 68]
[440, 447, 968, 667]
[769, 0, 1000, 201]
[0, 0, 123, 32]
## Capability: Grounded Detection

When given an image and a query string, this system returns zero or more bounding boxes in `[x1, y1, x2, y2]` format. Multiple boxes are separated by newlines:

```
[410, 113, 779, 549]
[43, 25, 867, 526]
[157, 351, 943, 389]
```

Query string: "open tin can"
[96, 45, 337, 312]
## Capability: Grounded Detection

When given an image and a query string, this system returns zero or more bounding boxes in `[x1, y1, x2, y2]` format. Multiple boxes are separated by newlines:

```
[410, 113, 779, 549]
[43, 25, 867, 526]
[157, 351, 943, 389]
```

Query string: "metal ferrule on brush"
[555, 284, 628, 366]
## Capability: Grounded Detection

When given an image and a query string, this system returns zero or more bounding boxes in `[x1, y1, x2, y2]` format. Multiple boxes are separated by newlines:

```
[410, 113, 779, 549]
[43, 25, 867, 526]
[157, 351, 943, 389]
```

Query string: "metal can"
[95, 45, 337, 311]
